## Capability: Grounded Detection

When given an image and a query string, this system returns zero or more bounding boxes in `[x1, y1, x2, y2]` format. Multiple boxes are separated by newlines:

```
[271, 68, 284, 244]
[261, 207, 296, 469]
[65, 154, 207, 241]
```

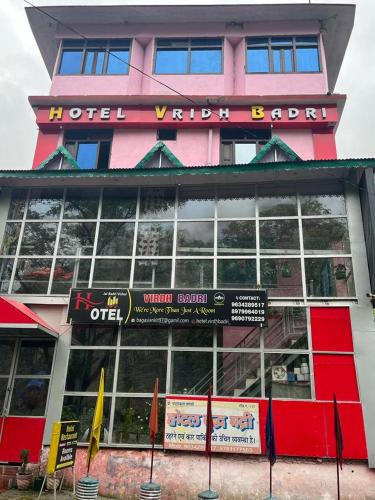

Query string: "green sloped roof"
[1, 159, 374, 182]
[135, 141, 184, 169]
[251, 135, 302, 163]
[36, 145, 80, 170]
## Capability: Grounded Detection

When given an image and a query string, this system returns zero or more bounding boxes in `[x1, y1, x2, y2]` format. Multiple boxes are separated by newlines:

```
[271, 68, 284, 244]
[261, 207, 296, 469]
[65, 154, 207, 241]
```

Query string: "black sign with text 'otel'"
[67, 288, 268, 327]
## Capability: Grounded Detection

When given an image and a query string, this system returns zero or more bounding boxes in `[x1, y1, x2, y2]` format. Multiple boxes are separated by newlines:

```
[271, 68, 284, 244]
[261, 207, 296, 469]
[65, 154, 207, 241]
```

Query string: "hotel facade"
[1, 1, 375, 497]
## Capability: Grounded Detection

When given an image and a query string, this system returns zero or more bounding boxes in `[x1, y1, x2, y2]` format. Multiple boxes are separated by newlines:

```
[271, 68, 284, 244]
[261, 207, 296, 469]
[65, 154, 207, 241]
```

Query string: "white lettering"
[91, 308, 99, 320]
[190, 108, 195, 120]
[219, 108, 229, 120]
[86, 107, 97, 120]
[117, 107, 126, 120]
[69, 107, 82, 120]
[305, 108, 317, 120]
[100, 108, 111, 120]
[288, 108, 299, 119]
[201, 108, 212, 120]
[172, 108, 183, 120]
[321, 107, 327, 119]
[271, 108, 282, 120]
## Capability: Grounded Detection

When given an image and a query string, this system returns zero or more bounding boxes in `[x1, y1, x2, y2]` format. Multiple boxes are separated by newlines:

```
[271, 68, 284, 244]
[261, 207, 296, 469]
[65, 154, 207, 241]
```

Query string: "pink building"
[1, 2, 375, 498]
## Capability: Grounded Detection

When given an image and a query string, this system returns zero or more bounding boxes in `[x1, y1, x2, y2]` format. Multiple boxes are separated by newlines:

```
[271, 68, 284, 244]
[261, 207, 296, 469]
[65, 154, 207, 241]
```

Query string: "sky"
[0, 0, 374, 170]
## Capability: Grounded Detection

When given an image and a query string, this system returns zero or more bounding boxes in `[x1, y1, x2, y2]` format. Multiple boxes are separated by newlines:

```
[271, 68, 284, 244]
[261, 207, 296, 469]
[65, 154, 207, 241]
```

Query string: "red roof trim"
[0, 297, 58, 335]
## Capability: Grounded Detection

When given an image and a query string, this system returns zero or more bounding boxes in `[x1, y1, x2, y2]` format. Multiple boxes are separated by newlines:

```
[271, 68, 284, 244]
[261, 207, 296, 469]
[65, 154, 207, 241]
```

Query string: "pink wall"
[110, 129, 211, 168]
[51, 21, 328, 97]
[276, 129, 315, 161]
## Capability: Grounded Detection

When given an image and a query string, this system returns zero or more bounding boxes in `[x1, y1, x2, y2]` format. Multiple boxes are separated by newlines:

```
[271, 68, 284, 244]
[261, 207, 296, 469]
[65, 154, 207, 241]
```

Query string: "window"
[0, 183, 354, 298]
[58, 39, 131, 75]
[220, 129, 271, 164]
[64, 130, 112, 170]
[247, 36, 320, 73]
[157, 129, 177, 141]
[154, 38, 222, 74]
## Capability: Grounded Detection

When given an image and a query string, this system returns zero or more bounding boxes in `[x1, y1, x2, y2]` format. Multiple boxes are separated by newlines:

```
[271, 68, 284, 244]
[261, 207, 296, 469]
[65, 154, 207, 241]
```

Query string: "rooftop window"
[58, 39, 131, 75]
[154, 38, 223, 74]
[246, 36, 320, 73]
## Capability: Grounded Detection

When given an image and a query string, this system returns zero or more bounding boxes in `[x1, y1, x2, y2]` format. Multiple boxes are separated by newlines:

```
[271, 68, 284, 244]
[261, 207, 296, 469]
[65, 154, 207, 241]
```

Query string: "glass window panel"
[272, 49, 281, 72]
[259, 220, 300, 254]
[8, 189, 27, 219]
[300, 193, 346, 216]
[76, 143, 98, 169]
[66, 350, 115, 392]
[258, 194, 297, 216]
[296, 36, 318, 45]
[27, 189, 63, 219]
[107, 50, 129, 74]
[121, 326, 169, 346]
[137, 222, 174, 256]
[296, 47, 319, 72]
[172, 327, 213, 347]
[303, 218, 350, 254]
[0, 258, 13, 293]
[217, 326, 260, 349]
[284, 48, 293, 72]
[133, 259, 172, 288]
[155, 49, 188, 74]
[261, 259, 303, 297]
[217, 353, 261, 397]
[217, 259, 256, 288]
[9, 378, 50, 416]
[191, 48, 221, 73]
[263, 307, 308, 349]
[139, 187, 175, 219]
[171, 352, 213, 395]
[178, 187, 215, 219]
[217, 186, 256, 218]
[1, 222, 21, 255]
[177, 221, 214, 256]
[92, 259, 131, 288]
[95, 51, 105, 74]
[218, 220, 256, 255]
[59, 50, 82, 74]
[271, 37, 293, 46]
[51, 258, 91, 294]
[20, 223, 58, 255]
[191, 38, 222, 47]
[247, 37, 268, 46]
[64, 189, 100, 219]
[16, 340, 54, 375]
[97, 222, 135, 256]
[12, 258, 52, 294]
[247, 48, 269, 72]
[265, 353, 311, 399]
[0, 340, 16, 375]
[101, 188, 137, 219]
[61, 396, 111, 442]
[235, 143, 257, 164]
[117, 351, 167, 393]
[174, 259, 213, 288]
[305, 257, 355, 297]
[83, 50, 95, 74]
[58, 222, 96, 256]
[71, 325, 117, 347]
[112, 397, 164, 445]
[0, 380, 7, 413]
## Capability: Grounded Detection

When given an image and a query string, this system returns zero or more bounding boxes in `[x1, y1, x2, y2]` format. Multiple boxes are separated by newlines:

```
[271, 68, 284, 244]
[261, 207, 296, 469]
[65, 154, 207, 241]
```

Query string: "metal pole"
[270, 460, 272, 498]
[73, 465, 76, 495]
[37, 475, 47, 500]
[53, 472, 57, 500]
[208, 453, 212, 491]
[336, 448, 340, 500]
[150, 440, 155, 483]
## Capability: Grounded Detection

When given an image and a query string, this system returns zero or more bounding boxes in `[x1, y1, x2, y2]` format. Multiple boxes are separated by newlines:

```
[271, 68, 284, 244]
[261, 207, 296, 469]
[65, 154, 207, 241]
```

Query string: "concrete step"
[233, 378, 257, 396]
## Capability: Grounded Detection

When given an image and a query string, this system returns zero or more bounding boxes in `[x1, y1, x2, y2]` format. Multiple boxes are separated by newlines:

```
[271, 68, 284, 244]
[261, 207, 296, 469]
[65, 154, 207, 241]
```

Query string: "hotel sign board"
[67, 288, 268, 327]
[46, 421, 79, 474]
[164, 396, 261, 454]
[37, 104, 338, 128]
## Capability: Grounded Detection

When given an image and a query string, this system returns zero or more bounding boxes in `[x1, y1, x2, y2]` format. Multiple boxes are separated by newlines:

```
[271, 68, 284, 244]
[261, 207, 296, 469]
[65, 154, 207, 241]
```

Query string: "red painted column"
[312, 129, 337, 159]
[32, 130, 59, 169]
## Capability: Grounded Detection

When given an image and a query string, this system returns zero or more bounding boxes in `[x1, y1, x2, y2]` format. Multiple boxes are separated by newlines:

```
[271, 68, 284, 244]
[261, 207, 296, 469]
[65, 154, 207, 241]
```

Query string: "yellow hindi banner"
[164, 396, 260, 454]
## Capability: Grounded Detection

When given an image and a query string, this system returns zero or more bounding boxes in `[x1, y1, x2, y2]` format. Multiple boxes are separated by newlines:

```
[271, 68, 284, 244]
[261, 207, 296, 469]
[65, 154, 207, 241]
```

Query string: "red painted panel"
[32, 130, 59, 169]
[314, 354, 359, 402]
[312, 129, 337, 159]
[0, 417, 45, 462]
[311, 307, 354, 352]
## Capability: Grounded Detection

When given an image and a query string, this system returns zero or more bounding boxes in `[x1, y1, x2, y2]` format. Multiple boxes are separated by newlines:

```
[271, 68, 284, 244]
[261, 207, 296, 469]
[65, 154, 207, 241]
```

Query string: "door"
[0, 338, 55, 462]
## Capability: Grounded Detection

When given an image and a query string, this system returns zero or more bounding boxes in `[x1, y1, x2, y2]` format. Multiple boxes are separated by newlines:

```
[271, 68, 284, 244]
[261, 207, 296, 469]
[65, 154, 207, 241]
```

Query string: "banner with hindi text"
[164, 396, 260, 454]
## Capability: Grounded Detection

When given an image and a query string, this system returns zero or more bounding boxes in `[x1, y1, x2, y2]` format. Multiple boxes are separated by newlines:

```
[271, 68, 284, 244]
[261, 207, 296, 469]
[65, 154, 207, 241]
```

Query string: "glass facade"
[0, 184, 354, 298]
[62, 306, 312, 444]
